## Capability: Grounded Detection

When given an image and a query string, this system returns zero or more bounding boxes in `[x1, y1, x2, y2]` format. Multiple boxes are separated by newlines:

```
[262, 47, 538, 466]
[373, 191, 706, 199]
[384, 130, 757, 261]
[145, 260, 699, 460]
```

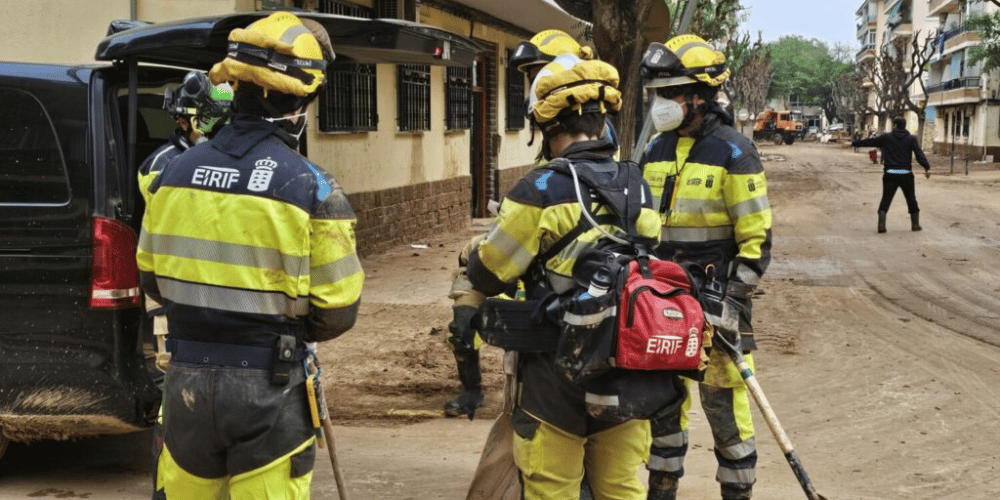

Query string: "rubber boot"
[647, 472, 679, 500]
[877, 210, 887, 233]
[910, 212, 921, 231]
[443, 351, 484, 419]
[721, 484, 753, 500]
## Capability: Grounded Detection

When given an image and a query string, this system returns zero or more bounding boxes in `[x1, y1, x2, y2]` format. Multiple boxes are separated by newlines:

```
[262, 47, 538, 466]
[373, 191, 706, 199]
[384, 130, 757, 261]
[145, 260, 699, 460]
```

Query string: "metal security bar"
[505, 50, 525, 130]
[320, 0, 373, 17]
[398, 64, 431, 131]
[319, 63, 378, 132]
[446, 66, 472, 130]
[317, 0, 377, 133]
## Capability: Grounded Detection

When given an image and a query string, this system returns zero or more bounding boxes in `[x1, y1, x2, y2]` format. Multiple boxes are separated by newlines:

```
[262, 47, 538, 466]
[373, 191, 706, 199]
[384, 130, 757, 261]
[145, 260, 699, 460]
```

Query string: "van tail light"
[90, 217, 141, 309]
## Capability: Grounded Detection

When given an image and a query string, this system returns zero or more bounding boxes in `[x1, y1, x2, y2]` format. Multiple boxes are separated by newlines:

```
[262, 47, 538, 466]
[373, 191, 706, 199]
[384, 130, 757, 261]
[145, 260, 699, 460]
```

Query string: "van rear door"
[0, 68, 92, 338]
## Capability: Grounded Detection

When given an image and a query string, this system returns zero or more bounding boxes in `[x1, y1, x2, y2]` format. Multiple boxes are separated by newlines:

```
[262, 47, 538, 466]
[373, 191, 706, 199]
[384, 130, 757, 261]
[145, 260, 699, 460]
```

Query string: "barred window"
[320, 0, 372, 17]
[319, 63, 378, 132]
[398, 64, 431, 132]
[505, 50, 526, 131]
[445, 66, 472, 130]
[317, 0, 377, 133]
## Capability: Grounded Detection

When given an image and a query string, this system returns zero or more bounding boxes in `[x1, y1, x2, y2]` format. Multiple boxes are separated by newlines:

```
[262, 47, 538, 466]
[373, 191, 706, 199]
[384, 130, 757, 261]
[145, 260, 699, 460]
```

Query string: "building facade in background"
[4, 0, 583, 256]
[855, 0, 999, 160]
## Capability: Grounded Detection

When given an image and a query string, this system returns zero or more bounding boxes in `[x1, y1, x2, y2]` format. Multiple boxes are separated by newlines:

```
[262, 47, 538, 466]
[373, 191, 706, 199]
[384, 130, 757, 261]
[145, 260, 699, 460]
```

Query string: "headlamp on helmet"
[640, 35, 730, 89]
[511, 29, 595, 74]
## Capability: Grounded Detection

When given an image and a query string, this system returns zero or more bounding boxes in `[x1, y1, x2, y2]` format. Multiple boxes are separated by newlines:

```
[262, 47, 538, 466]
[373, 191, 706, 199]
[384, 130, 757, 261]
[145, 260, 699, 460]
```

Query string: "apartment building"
[856, 0, 999, 160]
[924, 0, 1000, 160]
[4, 0, 582, 255]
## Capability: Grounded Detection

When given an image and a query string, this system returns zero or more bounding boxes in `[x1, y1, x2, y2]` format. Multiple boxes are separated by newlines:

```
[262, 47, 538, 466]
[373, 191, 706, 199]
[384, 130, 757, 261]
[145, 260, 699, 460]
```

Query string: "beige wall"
[139, 0, 254, 22]
[7, 0, 130, 64]
[307, 64, 470, 193]
[7, 0, 255, 65]
[310, 5, 541, 194]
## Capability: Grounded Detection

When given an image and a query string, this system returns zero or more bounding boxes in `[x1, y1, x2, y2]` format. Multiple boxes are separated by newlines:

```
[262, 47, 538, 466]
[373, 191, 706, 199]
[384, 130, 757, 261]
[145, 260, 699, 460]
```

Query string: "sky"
[739, 0, 860, 49]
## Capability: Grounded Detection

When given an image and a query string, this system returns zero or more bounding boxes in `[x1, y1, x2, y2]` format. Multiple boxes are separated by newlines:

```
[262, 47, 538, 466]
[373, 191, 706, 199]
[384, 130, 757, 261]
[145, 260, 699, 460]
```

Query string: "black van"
[0, 12, 477, 456]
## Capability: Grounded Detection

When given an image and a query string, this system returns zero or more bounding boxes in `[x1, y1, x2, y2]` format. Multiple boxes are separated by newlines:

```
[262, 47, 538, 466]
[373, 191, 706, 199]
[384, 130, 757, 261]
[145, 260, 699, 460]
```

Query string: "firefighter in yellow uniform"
[443, 29, 597, 419]
[137, 12, 363, 500]
[637, 35, 772, 500]
[465, 54, 664, 500]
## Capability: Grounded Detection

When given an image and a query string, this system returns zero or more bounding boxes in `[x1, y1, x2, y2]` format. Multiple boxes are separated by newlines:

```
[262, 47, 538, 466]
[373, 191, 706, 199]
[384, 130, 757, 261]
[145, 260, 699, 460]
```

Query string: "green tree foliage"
[965, 9, 1000, 73]
[766, 35, 853, 121]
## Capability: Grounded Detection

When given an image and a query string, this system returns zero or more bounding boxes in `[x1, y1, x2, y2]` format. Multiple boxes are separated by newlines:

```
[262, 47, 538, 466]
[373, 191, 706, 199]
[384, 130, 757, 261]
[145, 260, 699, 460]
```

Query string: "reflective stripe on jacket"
[640, 111, 772, 279]
[467, 139, 661, 297]
[136, 115, 363, 344]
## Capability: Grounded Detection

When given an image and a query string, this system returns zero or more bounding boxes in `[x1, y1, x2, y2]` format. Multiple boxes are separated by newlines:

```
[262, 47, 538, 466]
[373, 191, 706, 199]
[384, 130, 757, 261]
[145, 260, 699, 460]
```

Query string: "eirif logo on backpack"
[646, 328, 700, 357]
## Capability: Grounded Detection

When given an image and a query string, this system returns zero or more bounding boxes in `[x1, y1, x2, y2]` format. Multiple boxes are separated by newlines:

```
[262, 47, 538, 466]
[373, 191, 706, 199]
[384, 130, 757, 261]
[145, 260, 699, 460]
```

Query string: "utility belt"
[166, 336, 307, 385]
[479, 298, 560, 352]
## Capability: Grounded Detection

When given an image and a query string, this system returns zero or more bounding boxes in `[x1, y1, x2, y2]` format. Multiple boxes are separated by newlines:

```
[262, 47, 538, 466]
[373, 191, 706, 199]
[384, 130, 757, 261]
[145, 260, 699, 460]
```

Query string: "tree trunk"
[590, 0, 657, 160]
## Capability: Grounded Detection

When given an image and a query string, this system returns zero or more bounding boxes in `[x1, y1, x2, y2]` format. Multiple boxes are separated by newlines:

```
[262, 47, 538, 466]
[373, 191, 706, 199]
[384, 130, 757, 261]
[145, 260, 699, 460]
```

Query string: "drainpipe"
[130, 0, 137, 20]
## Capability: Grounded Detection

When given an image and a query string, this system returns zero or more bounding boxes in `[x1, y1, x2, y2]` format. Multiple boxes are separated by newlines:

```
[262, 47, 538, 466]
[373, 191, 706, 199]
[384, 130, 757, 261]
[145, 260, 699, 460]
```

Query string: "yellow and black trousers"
[153, 357, 316, 499]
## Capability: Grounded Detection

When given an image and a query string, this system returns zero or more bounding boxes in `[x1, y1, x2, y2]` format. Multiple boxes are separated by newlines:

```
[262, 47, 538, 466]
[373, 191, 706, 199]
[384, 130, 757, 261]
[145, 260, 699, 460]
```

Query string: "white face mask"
[650, 95, 686, 132]
[265, 112, 308, 141]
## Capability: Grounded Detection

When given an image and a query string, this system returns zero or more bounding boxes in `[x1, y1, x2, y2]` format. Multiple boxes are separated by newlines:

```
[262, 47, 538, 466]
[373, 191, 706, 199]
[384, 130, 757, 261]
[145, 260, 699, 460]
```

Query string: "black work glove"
[703, 280, 753, 347]
[446, 305, 479, 357]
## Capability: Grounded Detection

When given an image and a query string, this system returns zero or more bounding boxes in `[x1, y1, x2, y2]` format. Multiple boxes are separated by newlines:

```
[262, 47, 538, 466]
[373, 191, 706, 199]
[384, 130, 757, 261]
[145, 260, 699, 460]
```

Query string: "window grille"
[319, 63, 378, 132]
[505, 50, 526, 130]
[317, 0, 378, 132]
[446, 66, 472, 130]
[320, 0, 372, 17]
[398, 64, 431, 131]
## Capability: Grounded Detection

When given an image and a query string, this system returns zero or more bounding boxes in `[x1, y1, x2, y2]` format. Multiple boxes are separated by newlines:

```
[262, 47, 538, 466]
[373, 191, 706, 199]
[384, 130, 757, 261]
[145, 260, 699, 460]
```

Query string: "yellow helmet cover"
[530, 55, 621, 132]
[209, 11, 329, 97]
[642, 34, 730, 88]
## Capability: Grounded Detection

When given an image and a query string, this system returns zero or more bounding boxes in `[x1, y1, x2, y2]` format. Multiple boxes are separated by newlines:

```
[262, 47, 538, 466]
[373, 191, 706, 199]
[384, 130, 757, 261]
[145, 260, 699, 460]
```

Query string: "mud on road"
[1, 142, 998, 500]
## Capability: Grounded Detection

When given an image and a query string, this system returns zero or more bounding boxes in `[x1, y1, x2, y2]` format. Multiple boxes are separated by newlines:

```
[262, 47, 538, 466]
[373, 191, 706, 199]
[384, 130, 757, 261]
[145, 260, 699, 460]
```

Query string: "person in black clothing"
[852, 116, 931, 233]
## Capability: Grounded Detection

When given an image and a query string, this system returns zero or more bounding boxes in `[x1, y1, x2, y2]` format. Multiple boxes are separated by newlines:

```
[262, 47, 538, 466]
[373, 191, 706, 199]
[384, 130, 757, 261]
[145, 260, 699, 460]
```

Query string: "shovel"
[712, 332, 829, 500]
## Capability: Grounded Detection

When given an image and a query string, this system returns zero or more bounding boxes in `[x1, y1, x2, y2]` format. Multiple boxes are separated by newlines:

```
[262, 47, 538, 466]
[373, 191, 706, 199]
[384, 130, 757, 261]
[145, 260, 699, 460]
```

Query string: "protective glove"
[446, 305, 479, 357]
[647, 471, 678, 500]
[703, 280, 754, 347]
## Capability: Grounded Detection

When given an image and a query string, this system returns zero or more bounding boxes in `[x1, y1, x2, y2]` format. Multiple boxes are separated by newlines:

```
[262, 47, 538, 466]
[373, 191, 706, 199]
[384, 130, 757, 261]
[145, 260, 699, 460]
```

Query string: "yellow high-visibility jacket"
[468, 139, 661, 298]
[136, 117, 363, 345]
[640, 110, 772, 283]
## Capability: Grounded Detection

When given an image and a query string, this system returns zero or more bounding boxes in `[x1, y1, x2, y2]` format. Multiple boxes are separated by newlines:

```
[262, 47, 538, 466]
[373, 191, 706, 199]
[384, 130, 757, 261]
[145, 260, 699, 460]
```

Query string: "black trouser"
[879, 172, 919, 214]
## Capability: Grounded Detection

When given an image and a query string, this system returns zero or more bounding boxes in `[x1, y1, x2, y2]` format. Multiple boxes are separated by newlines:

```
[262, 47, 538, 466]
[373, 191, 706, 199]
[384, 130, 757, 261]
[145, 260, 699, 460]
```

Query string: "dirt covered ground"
[1, 141, 999, 499]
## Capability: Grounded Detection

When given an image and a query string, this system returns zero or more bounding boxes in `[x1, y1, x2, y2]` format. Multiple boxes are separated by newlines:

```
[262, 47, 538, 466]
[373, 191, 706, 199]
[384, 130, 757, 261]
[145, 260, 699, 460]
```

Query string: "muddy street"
[1, 141, 998, 499]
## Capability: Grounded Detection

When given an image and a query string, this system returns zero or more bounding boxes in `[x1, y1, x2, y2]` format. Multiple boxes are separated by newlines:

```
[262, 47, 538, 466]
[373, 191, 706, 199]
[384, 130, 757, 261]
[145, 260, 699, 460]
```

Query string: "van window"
[0, 88, 69, 205]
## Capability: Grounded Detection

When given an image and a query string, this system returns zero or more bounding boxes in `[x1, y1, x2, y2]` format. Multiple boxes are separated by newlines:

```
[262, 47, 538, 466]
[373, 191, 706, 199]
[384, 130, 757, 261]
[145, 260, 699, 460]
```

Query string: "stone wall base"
[932, 142, 1000, 162]
[348, 176, 471, 257]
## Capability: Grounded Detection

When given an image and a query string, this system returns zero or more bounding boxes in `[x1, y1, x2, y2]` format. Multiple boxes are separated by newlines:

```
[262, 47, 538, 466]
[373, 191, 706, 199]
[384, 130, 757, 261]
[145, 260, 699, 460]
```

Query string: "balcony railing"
[856, 44, 876, 58]
[940, 24, 964, 43]
[926, 76, 981, 94]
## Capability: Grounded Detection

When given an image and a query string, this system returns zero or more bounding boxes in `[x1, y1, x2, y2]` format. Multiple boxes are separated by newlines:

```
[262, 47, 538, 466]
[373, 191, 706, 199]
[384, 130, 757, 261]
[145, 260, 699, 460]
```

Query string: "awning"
[95, 12, 484, 69]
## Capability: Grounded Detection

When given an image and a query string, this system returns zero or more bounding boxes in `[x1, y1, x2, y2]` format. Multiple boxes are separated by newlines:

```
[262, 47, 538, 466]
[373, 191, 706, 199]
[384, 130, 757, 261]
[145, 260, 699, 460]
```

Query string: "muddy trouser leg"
[512, 408, 648, 500]
[648, 378, 694, 495]
[700, 378, 757, 499]
[156, 362, 316, 500]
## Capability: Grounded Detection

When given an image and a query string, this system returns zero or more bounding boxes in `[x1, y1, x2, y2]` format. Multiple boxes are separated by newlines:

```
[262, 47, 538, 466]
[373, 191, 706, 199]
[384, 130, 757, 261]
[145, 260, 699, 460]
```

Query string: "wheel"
[784, 134, 795, 145]
[772, 133, 783, 146]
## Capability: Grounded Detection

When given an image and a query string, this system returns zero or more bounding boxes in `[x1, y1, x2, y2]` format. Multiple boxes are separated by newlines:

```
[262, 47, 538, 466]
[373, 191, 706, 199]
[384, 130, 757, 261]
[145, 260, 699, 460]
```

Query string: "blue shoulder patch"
[305, 161, 332, 201]
[535, 171, 554, 191]
[727, 141, 744, 159]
